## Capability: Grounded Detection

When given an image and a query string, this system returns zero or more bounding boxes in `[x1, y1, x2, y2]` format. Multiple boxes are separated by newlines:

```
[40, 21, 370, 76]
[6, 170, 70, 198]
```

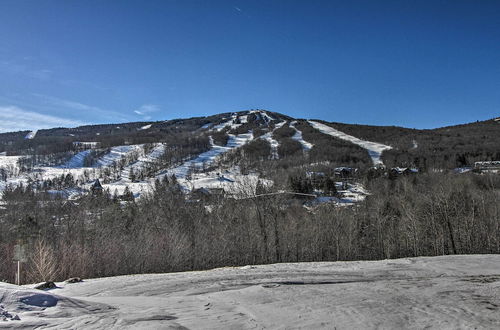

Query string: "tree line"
[0, 171, 498, 284]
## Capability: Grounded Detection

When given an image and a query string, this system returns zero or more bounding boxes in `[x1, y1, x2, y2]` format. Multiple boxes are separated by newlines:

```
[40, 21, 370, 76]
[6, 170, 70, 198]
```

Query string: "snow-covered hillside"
[290, 121, 313, 151]
[0, 110, 396, 203]
[1, 255, 499, 329]
[260, 120, 286, 159]
[308, 120, 392, 166]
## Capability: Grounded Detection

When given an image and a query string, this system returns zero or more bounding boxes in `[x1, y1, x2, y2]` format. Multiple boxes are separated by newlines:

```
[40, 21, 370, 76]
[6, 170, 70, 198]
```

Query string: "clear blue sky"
[0, 0, 499, 132]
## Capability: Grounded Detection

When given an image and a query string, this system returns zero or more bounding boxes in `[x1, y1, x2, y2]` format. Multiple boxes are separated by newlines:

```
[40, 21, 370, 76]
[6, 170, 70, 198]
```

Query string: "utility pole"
[17, 261, 21, 285]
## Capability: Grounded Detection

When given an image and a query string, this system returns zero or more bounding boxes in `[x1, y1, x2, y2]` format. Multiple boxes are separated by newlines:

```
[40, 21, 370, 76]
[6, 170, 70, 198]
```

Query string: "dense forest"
[1, 171, 499, 283]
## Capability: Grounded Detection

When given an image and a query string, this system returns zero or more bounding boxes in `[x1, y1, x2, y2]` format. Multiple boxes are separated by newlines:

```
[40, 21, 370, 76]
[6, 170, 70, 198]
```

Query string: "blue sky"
[0, 0, 499, 132]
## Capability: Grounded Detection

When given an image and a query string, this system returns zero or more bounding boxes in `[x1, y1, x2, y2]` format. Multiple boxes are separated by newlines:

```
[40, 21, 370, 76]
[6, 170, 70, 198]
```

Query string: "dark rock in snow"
[34, 282, 56, 290]
[65, 277, 83, 284]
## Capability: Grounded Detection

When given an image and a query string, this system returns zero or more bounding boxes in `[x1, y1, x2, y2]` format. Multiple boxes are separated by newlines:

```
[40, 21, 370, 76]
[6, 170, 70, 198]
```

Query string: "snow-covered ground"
[24, 130, 37, 139]
[165, 132, 253, 180]
[182, 166, 272, 198]
[308, 121, 392, 166]
[118, 143, 165, 182]
[412, 139, 418, 149]
[290, 121, 313, 151]
[251, 110, 275, 124]
[0, 144, 145, 196]
[101, 143, 166, 196]
[96, 145, 142, 167]
[58, 150, 93, 168]
[260, 121, 286, 159]
[0, 154, 21, 172]
[1, 255, 499, 329]
[307, 181, 369, 208]
[0, 129, 260, 198]
[211, 113, 242, 132]
[156, 132, 255, 193]
[0, 155, 23, 192]
[101, 132, 257, 196]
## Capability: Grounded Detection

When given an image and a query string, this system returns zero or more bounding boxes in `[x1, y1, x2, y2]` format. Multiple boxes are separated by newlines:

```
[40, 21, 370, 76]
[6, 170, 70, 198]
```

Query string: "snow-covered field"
[308, 120, 392, 166]
[1, 255, 499, 329]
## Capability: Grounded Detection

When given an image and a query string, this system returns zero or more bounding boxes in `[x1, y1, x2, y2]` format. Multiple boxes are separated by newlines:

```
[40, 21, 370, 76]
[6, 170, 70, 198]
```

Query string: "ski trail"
[96, 145, 143, 167]
[119, 143, 165, 182]
[308, 120, 392, 166]
[260, 121, 286, 159]
[211, 113, 242, 132]
[58, 150, 93, 168]
[25, 130, 37, 139]
[290, 121, 313, 151]
[161, 132, 254, 180]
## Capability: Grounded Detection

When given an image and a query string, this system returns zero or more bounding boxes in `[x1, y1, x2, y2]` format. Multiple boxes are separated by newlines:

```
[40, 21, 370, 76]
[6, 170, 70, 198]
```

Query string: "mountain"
[0, 109, 498, 201]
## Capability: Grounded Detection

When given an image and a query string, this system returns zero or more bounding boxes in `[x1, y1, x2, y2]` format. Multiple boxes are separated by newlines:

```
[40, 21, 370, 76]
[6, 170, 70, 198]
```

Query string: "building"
[474, 161, 500, 171]
[73, 141, 101, 150]
[91, 179, 104, 195]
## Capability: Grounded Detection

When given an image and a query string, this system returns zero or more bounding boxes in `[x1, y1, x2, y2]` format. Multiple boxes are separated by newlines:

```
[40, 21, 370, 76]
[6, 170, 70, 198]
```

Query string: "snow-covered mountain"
[1, 109, 499, 203]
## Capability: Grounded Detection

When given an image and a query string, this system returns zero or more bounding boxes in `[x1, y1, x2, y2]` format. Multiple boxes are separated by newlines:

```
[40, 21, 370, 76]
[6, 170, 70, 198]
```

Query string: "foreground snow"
[1, 255, 500, 329]
[308, 120, 392, 166]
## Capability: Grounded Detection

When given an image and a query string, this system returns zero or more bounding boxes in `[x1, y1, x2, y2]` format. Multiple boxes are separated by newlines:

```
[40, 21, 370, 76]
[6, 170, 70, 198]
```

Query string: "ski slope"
[164, 132, 254, 180]
[24, 130, 37, 139]
[58, 150, 93, 168]
[0, 144, 146, 196]
[118, 143, 165, 182]
[102, 132, 256, 196]
[260, 121, 286, 159]
[96, 145, 142, 167]
[308, 120, 392, 166]
[290, 121, 313, 151]
[211, 113, 243, 132]
[1, 255, 500, 329]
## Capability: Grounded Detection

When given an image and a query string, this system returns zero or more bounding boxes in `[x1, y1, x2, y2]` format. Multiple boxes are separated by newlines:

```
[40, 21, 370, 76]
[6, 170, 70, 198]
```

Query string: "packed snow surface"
[290, 121, 313, 151]
[211, 113, 244, 132]
[139, 124, 152, 130]
[96, 145, 142, 167]
[1, 255, 499, 329]
[0, 155, 21, 170]
[165, 132, 253, 180]
[250, 110, 275, 124]
[0, 144, 145, 196]
[412, 139, 418, 149]
[308, 121, 392, 166]
[260, 121, 286, 159]
[101, 133, 256, 196]
[24, 130, 37, 139]
[58, 150, 93, 168]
